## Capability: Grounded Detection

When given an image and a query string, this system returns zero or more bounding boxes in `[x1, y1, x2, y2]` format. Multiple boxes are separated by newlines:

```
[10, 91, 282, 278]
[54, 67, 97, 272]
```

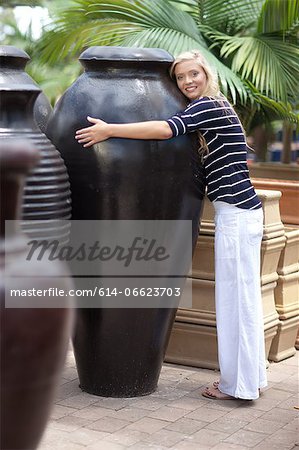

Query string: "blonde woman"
[75, 50, 267, 400]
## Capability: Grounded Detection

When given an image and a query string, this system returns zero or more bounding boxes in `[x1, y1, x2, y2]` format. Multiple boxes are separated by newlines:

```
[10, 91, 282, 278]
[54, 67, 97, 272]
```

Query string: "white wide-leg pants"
[213, 201, 267, 400]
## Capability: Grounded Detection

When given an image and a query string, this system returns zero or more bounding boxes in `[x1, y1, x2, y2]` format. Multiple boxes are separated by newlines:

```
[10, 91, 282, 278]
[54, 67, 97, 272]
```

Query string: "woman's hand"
[75, 116, 110, 147]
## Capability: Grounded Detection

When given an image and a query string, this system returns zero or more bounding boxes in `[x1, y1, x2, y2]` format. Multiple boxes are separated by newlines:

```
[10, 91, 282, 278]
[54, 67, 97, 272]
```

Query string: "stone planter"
[252, 178, 299, 225]
[249, 162, 299, 182]
[268, 227, 299, 362]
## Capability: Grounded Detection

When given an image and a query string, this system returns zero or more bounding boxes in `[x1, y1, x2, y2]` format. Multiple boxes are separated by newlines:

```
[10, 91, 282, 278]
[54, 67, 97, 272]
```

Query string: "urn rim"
[79, 46, 174, 64]
[0, 84, 41, 93]
[0, 45, 30, 61]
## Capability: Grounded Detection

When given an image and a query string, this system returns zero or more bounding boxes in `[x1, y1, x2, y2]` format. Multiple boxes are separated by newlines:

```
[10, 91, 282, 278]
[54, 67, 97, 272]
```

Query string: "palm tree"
[0, 0, 81, 105]
[35, 0, 299, 157]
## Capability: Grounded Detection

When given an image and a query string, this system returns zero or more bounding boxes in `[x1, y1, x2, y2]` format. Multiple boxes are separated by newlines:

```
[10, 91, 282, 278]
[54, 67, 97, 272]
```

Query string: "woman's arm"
[75, 116, 173, 147]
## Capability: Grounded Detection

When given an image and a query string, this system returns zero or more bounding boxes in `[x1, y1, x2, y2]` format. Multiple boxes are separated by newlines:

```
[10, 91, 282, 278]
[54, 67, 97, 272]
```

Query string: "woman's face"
[174, 60, 207, 101]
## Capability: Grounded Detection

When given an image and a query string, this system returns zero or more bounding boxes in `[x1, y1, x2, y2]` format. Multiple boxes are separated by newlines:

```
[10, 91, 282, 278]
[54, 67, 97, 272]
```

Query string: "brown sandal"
[202, 386, 236, 400]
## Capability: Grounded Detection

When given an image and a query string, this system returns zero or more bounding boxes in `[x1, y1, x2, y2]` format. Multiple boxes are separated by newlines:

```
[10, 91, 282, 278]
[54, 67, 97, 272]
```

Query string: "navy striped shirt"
[167, 96, 261, 210]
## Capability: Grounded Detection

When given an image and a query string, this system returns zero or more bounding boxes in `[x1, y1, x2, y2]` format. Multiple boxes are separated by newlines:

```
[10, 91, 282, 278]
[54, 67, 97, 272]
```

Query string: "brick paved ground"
[39, 347, 298, 449]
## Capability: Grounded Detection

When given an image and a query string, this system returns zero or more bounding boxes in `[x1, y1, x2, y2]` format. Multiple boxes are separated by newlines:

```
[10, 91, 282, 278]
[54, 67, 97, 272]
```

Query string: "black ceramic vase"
[47, 46, 205, 397]
[0, 140, 74, 450]
[0, 45, 52, 133]
[0, 79, 71, 243]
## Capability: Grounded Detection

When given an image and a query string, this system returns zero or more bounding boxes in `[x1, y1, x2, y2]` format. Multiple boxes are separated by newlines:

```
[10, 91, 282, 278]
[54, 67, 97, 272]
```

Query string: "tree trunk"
[251, 125, 269, 162]
[281, 121, 293, 164]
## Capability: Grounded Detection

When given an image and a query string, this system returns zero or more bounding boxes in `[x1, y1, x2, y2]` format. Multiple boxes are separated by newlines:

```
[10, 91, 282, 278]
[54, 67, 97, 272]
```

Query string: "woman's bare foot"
[202, 386, 236, 400]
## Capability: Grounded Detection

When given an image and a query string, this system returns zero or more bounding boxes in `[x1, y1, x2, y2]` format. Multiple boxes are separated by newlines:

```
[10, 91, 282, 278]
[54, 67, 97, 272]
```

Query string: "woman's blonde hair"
[169, 50, 220, 98]
[170, 50, 221, 161]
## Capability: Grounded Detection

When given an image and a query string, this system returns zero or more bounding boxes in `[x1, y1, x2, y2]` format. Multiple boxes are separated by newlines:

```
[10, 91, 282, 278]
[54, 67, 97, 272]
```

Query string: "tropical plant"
[0, 0, 81, 105]
[36, 0, 299, 130]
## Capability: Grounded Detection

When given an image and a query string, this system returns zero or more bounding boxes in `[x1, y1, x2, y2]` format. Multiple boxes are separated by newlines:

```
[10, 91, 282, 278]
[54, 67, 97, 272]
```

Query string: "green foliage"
[2, 0, 299, 127]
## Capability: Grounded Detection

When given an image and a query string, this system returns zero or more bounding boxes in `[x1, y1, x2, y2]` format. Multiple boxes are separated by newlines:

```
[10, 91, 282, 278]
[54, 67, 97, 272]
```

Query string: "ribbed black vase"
[0, 45, 52, 134]
[47, 46, 205, 397]
[0, 139, 74, 450]
[0, 84, 71, 242]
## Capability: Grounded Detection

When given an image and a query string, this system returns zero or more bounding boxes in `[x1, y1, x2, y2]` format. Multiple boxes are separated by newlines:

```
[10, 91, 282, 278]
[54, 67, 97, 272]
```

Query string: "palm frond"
[257, 0, 299, 34]
[169, 0, 199, 22]
[36, 0, 205, 64]
[87, 0, 205, 44]
[254, 94, 299, 128]
[203, 30, 299, 102]
[198, 0, 264, 33]
[36, 19, 142, 64]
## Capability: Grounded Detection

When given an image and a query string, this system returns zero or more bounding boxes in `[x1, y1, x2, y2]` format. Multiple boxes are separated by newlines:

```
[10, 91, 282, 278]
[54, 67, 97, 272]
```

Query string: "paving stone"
[42, 441, 84, 450]
[129, 397, 169, 411]
[202, 398, 242, 412]
[188, 428, 230, 446]
[106, 407, 149, 422]
[93, 397, 134, 411]
[243, 417, 283, 434]
[273, 382, 299, 393]
[67, 428, 109, 446]
[51, 415, 91, 432]
[86, 441, 126, 450]
[185, 406, 227, 422]
[282, 417, 299, 432]
[180, 388, 210, 400]
[71, 405, 111, 420]
[142, 428, 186, 447]
[260, 388, 293, 401]
[277, 395, 299, 410]
[212, 443, 249, 450]
[39, 429, 85, 449]
[38, 427, 70, 445]
[104, 428, 149, 446]
[172, 440, 210, 450]
[259, 407, 299, 424]
[126, 417, 169, 434]
[57, 393, 99, 409]
[224, 406, 264, 422]
[169, 396, 207, 411]
[148, 406, 187, 422]
[61, 367, 78, 381]
[172, 379, 203, 392]
[189, 368, 220, 380]
[50, 404, 77, 420]
[205, 417, 249, 434]
[85, 416, 130, 433]
[165, 417, 206, 434]
[56, 379, 81, 399]
[159, 366, 192, 381]
[246, 397, 283, 412]
[259, 429, 299, 447]
[128, 443, 169, 450]
[252, 441, 295, 450]
[150, 386, 189, 400]
[224, 429, 269, 447]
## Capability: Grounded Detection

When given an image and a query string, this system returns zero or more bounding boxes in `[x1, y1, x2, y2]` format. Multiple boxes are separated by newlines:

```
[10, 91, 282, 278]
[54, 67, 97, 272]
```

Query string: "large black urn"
[0, 80, 71, 243]
[0, 45, 52, 133]
[47, 46, 205, 397]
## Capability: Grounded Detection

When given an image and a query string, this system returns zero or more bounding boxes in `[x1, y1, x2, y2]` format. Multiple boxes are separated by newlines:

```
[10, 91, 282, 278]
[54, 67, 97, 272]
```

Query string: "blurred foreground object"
[0, 140, 74, 450]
